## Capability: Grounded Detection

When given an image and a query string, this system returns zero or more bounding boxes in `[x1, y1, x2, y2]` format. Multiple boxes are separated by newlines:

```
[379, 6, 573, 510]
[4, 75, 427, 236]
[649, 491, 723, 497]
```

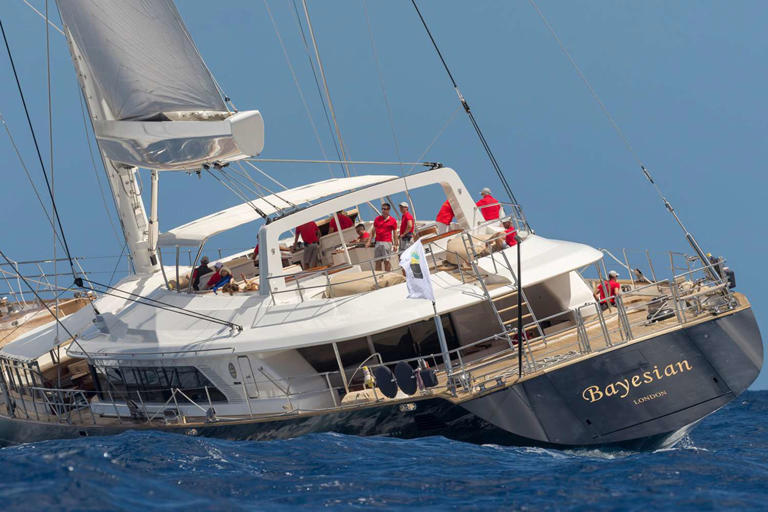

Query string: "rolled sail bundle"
[57, 0, 263, 170]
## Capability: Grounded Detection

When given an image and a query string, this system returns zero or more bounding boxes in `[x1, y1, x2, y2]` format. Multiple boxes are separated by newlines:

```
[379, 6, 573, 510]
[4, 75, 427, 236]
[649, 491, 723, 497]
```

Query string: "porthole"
[228, 362, 237, 379]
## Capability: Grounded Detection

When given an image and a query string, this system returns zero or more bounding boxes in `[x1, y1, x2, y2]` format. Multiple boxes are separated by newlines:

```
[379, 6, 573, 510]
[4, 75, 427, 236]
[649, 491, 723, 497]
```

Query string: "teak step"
[502, 312, 533, 325]
[491, 291, 519, 302]
[496, 302, 528, 314]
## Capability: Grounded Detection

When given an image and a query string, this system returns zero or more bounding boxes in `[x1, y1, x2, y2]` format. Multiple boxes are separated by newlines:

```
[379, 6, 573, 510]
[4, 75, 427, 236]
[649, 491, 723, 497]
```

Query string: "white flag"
[399, 240, 435, 301]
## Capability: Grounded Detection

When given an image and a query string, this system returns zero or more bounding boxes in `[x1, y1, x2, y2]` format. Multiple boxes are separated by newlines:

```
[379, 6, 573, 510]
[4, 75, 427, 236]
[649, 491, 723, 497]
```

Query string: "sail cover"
[57, 0, 226, 121]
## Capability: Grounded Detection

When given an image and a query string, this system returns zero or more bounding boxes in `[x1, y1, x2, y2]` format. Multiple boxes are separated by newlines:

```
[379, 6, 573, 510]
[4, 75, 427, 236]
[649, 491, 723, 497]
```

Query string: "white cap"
[214, 261, 223, 269]
[399, 201, 409, 208]
[480, 187, 491, 195]
[608, 270, 619, 278]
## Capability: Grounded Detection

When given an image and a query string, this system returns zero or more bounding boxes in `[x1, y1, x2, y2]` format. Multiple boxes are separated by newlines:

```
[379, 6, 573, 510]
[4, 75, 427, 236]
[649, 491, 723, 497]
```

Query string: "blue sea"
[1, 391, 766, 511]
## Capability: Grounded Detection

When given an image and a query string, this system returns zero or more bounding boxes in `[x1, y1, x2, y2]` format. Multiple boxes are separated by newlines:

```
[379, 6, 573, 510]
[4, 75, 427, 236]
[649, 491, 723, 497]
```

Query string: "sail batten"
[57, 0, 226, 121]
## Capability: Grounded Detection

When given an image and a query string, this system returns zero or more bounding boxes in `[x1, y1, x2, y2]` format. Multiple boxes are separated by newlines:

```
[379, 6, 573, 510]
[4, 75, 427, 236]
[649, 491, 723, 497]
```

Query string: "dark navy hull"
[0, 308, 762, 449]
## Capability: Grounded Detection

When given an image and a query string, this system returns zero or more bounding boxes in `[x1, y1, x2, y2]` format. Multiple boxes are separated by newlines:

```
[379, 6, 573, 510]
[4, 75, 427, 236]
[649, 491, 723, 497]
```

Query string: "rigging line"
[21, 0, 64, 35]
[0, 247, 96, 363]
[76, 89, 122, 245]
[300, 0, 353, 178]
[526, 0, 720, 281]
[407, 104, 462, 175]
[0, 17, 77, 279]
[81, 278, 241, 331]
[107, 241, 127, 287]
[290, 0, 345, 177]
[46, 0, 58, 341]
[232, 162, 298, 209]
[204, 168, 269, 219]
[409, 1, 523, 216]
[242, 160, 289, 190]
[0, 113, 63, 248]
[245, 158, 435, 167]
[263, 0, 335, 179]
[220, 166, 284, 212]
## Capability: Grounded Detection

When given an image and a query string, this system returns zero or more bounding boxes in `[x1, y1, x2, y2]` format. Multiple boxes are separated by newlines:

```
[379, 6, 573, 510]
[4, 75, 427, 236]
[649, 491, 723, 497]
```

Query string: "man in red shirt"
[366, 203, 398, 271]
[595, 270, 621, 309]
[293, 221, 321, 269]
[354, 224, 370, 244]
[476, 187, 501, 222]
[398, 201, 415, 251]
[328, 210, 354, 233]
[435, 200, 454, 234]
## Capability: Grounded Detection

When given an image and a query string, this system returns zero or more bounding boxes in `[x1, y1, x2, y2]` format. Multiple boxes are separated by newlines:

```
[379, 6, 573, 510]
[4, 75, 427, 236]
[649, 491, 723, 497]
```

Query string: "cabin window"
[97, 365, 227, 403]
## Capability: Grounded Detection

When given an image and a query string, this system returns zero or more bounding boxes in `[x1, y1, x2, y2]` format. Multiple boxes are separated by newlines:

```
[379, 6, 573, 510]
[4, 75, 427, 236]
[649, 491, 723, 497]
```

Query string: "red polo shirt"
[400, 211, 414, 237]
[329, 214, 353, 232]
[504, 227, 518, 247]
[373, 215, 398, 243]
[296, 222, 319, 244]
[597, 279, 621, 305]
[436, 200, 454, 225]
[476, 194, 501, 221]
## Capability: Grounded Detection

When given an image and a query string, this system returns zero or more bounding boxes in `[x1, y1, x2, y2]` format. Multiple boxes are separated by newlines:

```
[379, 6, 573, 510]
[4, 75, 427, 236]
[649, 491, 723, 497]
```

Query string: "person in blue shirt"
[211, 267, 233, 294]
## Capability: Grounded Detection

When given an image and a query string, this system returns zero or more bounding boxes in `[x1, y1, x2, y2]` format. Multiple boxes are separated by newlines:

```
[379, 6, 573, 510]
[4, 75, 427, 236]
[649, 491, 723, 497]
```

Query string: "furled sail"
[57, 0, 264, 170]
[57, 0, 225, 121]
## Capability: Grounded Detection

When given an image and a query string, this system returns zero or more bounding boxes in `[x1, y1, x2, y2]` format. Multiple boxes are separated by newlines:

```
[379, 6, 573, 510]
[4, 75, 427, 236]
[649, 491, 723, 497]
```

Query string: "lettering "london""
[581, 360, 692, 403]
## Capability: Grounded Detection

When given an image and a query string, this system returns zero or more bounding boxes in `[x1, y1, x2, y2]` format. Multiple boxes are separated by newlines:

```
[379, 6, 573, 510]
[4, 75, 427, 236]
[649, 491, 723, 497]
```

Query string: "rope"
[243, 160, 290, 190]
[245, 157, 435, 167]
[410, 0, 524, 222]
[263, 0, 335, 178]
[204, 168, 270, 219]
[1, 17, 77, 280]
[300, 0, 353, 178]
[291, 0, 345, 177]
[232, 162, 298, 209]
[81, 278, 242, 332]
[526, 0, 720, 281]
[407, 105, 462, 175]
[0, 112, 63, 248]
[22, 0, 64, 35]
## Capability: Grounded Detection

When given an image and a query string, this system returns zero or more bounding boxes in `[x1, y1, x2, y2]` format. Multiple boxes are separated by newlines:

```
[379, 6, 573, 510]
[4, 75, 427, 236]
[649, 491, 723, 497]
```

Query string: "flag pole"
[432, 300, 452, 382]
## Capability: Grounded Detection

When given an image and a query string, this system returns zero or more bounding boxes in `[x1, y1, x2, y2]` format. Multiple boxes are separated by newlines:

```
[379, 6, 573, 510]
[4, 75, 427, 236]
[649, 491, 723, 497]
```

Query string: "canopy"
[158, 175, 397, 246]
[57, 0, 226, 121]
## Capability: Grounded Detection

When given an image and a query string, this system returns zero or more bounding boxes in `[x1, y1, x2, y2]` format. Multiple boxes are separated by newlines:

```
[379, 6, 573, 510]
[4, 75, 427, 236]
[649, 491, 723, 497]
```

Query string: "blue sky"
[0, 1, 766, 387]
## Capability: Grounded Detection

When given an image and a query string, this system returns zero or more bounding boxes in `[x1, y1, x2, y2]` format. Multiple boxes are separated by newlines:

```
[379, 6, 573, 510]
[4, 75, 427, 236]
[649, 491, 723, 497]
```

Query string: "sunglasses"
[382, 206, 390, 210]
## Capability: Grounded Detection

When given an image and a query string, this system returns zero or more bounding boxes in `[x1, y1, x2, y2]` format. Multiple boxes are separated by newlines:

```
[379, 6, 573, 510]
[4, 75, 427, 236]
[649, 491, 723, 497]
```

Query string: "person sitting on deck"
[476, 187, 501, 221]
[354, 223, 370, 245]
[211, 267, 233, 294]
[398, 201, 415, 252]
[367, 203, 398, 271]
[595, 270, 621, 309]
[328, 210, 354, 233]
[294, 221, 321, 269]
[490, 220, 518, 252]
[191, 256, 211, 291]
[251, 244, 259, 266]
[435, 200, 454, 234]
[206, 261, 224, 289]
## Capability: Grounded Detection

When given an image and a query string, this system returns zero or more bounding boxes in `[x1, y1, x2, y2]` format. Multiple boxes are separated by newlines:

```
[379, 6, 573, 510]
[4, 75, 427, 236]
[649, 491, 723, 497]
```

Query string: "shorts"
[374, 242, 393, 260]
[301, 243, 320, 268]
[399, 235, 413, 252]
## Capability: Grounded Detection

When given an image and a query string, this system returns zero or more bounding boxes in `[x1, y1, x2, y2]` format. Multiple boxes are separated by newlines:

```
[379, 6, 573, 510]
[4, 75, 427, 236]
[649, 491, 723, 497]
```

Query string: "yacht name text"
[581, 360, 692, 403]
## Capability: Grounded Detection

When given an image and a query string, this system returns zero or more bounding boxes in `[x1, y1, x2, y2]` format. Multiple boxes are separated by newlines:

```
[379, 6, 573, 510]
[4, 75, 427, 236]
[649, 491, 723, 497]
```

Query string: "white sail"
[57, 0, 264, 171]
[57, 0, 225, 121]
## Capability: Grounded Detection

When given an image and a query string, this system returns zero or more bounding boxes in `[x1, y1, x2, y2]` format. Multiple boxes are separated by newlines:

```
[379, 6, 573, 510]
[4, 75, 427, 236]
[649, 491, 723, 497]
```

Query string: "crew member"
[294, 221, 321, 269]
[435, 200, 454, 234]
[595, 270, 621, 309]
[398, 201, 415, 251]
[329, 210, 354, 233]
[211, 267, 233, 294]
[206, 261, 225, 289]
[191, 256, 211, 291]
[251, 244, 259, 266]
[367, 203, 398, 271]
[354, 223, 370, 244]
[476, 187, 501, 221]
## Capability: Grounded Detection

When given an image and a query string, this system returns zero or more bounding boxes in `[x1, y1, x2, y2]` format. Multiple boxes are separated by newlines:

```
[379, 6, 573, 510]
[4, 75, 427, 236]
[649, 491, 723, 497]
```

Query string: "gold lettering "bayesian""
[581, 360, 692, 403]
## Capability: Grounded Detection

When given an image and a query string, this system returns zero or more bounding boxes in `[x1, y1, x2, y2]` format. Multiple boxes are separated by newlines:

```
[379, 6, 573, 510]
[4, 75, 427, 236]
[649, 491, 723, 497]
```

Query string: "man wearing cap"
[206, 261, 225, 289]
[366, 202, 398, 271]
[595, 270, 621, 309]
[476, 187, 501, 222]
[294, 221, 321, 269]
[398, 202, 415, 251]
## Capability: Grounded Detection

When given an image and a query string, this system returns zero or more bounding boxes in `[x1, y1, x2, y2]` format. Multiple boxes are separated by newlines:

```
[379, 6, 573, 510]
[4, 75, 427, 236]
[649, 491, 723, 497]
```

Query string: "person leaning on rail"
[595, 270, 621, 310]
[476, 187, 501, 222]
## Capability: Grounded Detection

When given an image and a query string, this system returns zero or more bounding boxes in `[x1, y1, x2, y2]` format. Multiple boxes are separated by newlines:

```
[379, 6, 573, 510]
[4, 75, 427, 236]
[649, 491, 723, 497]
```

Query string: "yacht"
[0, 0, 762, 448]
